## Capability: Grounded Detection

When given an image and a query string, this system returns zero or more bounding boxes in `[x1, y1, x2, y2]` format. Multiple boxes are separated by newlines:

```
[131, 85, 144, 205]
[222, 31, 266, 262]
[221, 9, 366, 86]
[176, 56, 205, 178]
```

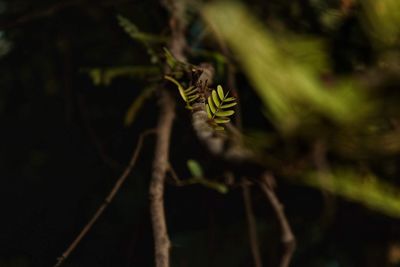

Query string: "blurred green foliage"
[82, 66, 159, 86]
[124, 85, 156, 126]
[361, 0, 400, 45]
[204, 1, 400, 220]
[204, 2, 371, 132]
[302, 169, 400, 218]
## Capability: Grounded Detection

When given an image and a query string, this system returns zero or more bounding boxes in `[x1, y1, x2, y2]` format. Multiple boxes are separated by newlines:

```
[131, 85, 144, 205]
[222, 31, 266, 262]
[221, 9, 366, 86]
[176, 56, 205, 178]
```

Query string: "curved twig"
[242, 178, 263, 267]
[259, 173, 296, 267]
[53, 129, 156, 267]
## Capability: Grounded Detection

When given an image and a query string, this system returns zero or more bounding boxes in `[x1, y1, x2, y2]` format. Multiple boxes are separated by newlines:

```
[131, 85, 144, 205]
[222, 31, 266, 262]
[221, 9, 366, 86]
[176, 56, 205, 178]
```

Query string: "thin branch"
[167, 162, 180, 184]
[53, 129, 156, 267]
[259, 173, 295, 267]
[242, 178, 263, 267]
[149, 90, 175, 267]
[148, 0, 187, 266]
[162, 0, 187, 62]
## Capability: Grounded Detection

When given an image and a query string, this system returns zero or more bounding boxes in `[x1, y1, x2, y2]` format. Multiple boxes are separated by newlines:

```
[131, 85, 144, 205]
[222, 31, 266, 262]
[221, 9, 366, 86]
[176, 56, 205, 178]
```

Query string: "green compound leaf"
[164, 76, 200, 109]
[164, 75, 187, 101]
[206, 85, 237, 130]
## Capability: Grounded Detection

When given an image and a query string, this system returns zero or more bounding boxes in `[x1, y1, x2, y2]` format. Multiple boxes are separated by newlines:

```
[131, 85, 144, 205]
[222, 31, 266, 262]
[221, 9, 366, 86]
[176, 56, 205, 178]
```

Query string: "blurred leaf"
[87, 68, 102, 86]
[187, 159, 203, 178]
[278, 35, 330, 72]
[334, 128, 400, 157]
[320, 9, 345, 30]
[178, 177, 228, 194]
[190, 49, 227, 77]
[124, 86, 156, 127]
[203, 2, 372, 133]
[117, 15, 168, 44]
[82, 66, 159, 86]
[302, 169, 400, 218]
[195, 177, 228, 194]
[243, 130, 278, 151]
[177, 160, 229, 194]
[117, 15, 166, 63]
[164, 47, 178, 69]
[360, 0, 400, 45]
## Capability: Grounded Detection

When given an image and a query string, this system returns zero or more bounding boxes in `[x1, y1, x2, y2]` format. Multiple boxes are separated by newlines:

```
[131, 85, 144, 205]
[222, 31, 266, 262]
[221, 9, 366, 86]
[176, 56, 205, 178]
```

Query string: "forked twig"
[259, 173, 296, 267]
[242, 178, 263, 267]
[53, 129, 156, 267]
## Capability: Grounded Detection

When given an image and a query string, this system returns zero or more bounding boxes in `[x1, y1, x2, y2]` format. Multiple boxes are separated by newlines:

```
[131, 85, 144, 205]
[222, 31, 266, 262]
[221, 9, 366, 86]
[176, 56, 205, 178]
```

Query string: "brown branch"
[242, 178, 263, 267]
[167, 162, 180, 184]
[259, 173, 295, 267]
[162, 0, 187, 62]
[53, 129, 156, 267]
[148, 0, 187, 266]
[149, 90, 175, 267]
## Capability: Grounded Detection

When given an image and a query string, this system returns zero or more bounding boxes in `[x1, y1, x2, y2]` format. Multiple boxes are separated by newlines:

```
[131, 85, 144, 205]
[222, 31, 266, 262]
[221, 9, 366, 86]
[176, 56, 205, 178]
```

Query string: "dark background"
[1, 0, 400, 266]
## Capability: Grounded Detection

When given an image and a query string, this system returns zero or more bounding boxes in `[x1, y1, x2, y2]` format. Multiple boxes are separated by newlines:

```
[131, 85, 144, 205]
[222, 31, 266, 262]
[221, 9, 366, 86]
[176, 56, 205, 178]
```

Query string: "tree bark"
[149, 90, 175, 267]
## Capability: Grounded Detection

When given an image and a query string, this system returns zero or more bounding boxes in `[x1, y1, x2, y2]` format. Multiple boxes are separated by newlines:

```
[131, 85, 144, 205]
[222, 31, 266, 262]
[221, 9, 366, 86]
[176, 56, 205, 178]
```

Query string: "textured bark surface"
[149, 0, 186, 266]
[149, 90, 175, 267]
